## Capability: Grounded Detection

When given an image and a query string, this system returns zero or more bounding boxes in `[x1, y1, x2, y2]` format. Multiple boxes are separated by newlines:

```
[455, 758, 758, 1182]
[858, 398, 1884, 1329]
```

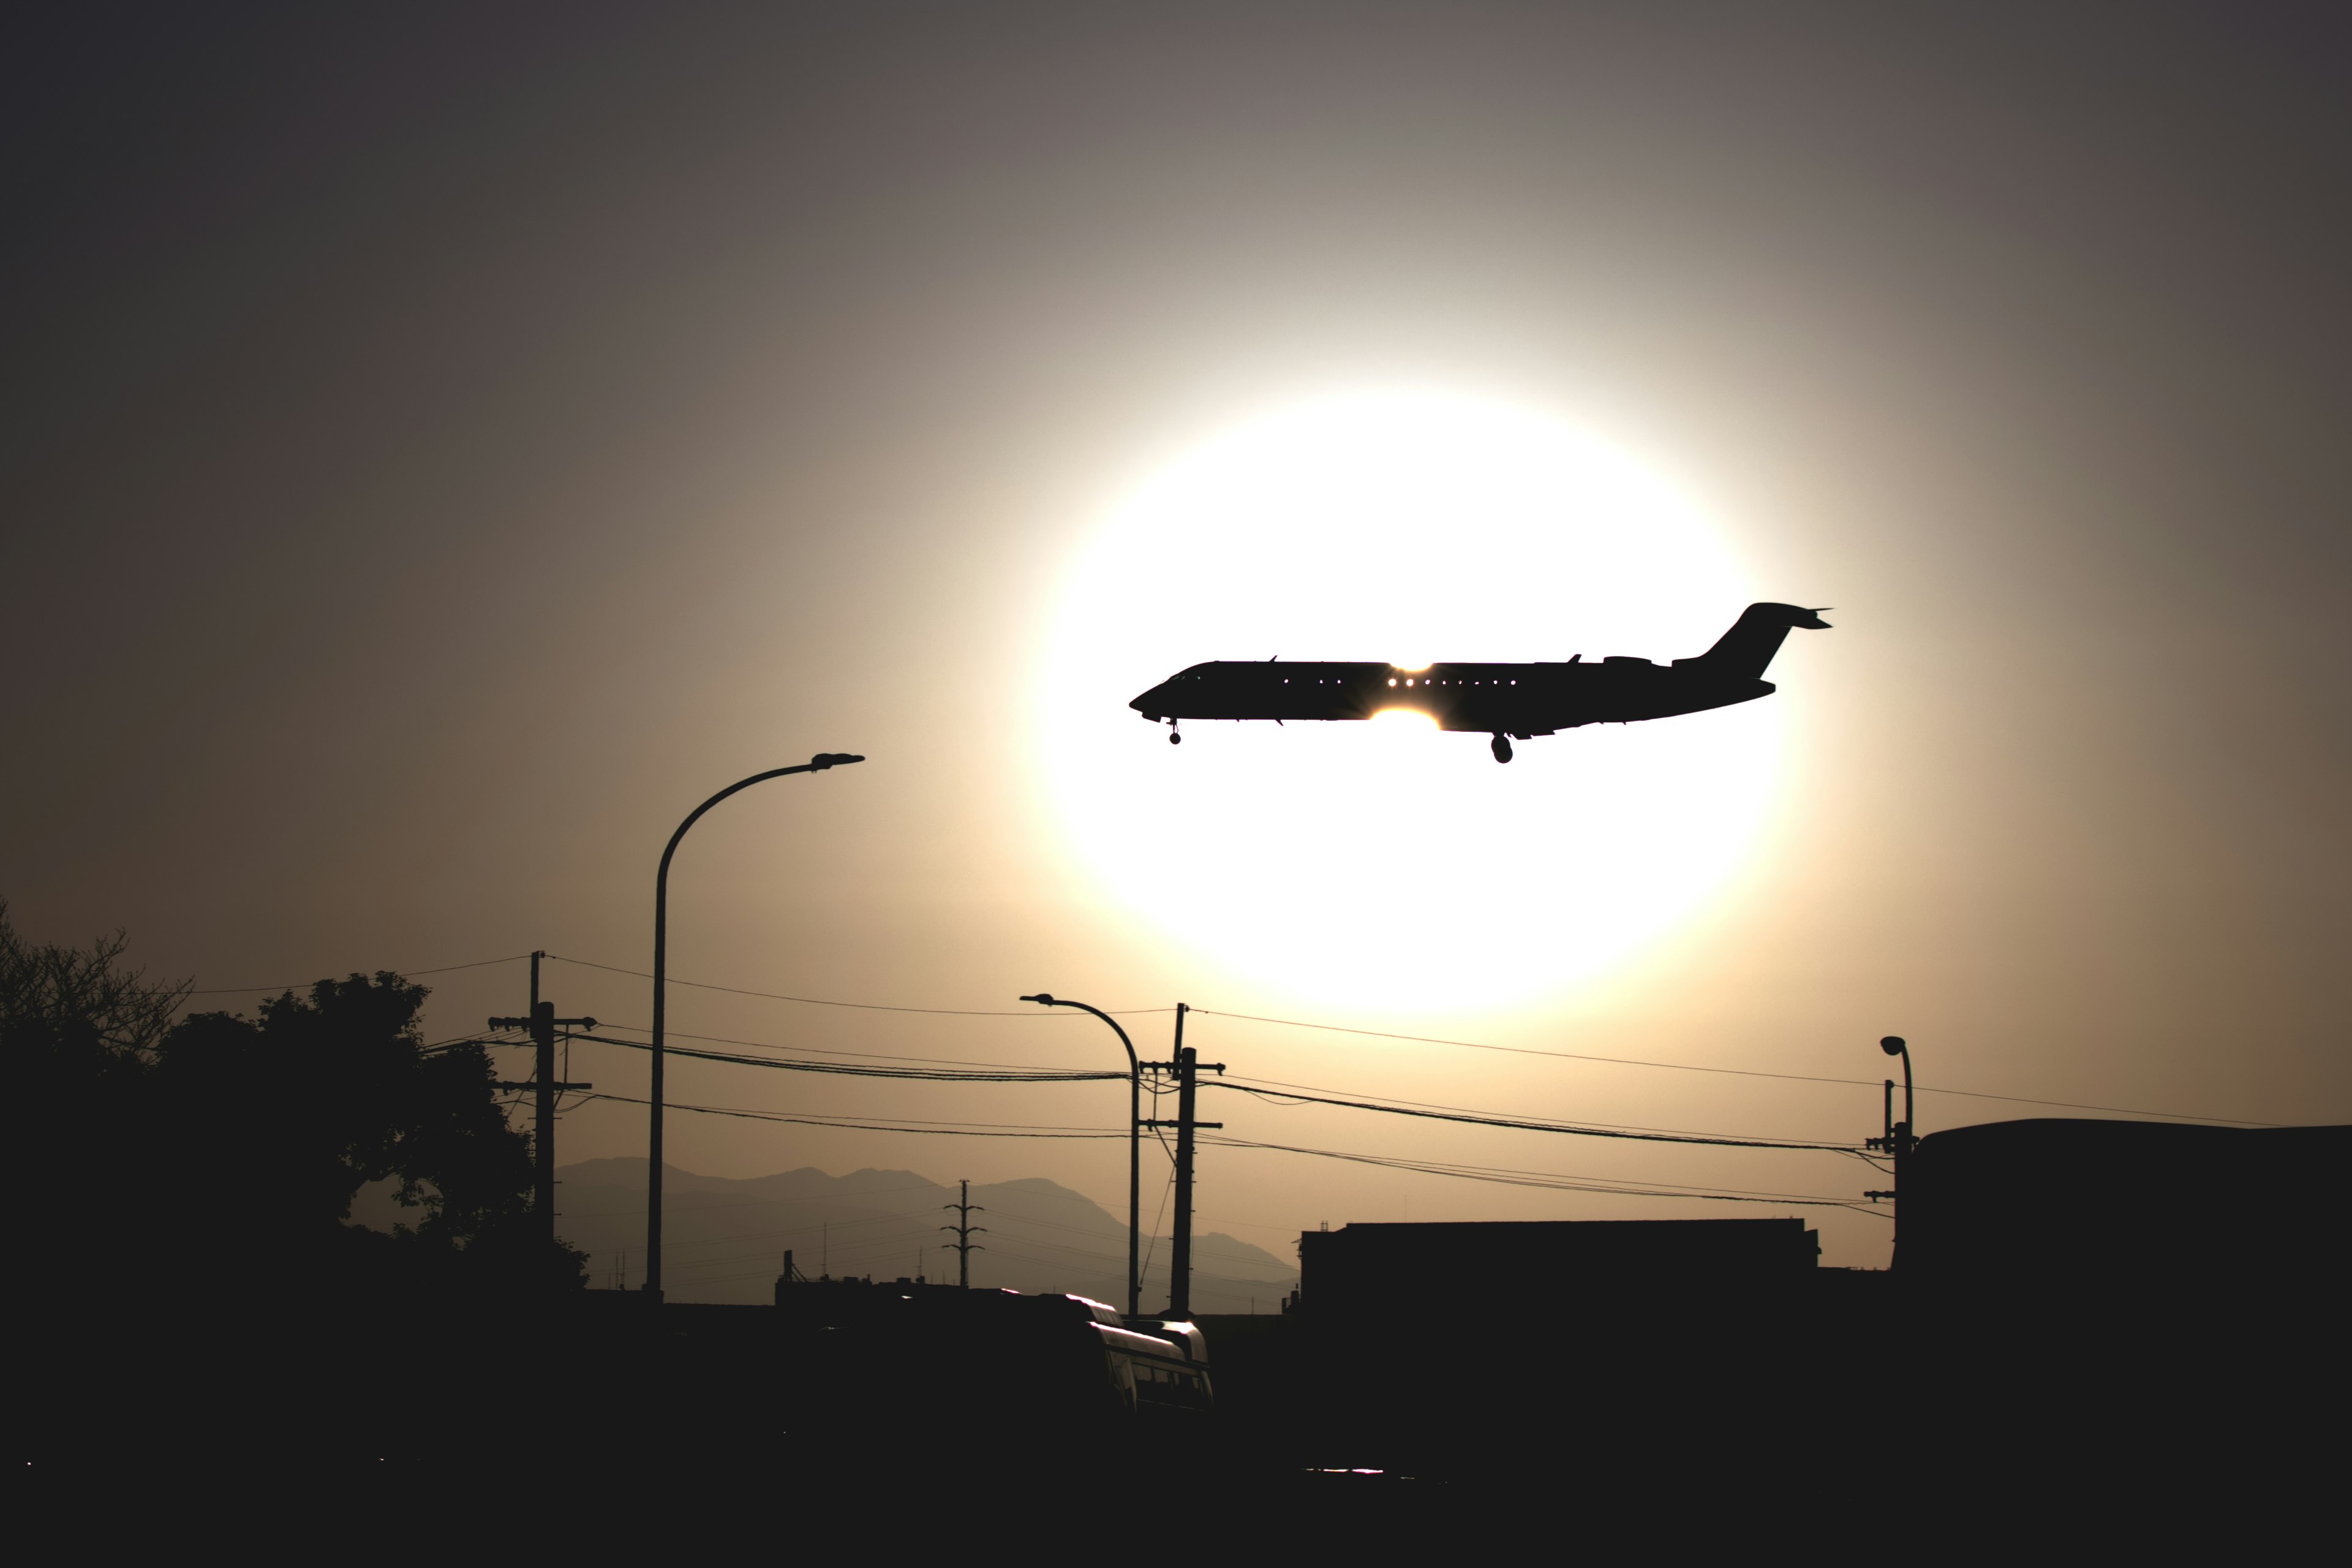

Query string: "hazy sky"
[7, 3, 2346, 1280]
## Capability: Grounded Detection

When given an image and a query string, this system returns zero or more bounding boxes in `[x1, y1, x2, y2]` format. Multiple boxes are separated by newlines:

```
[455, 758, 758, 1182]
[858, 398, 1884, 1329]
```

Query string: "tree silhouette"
[2, 893, 187, 1074]
[2, 899, 582, 1294]
[162, 976, 584, 1286]
[6, 897, 194, 1305]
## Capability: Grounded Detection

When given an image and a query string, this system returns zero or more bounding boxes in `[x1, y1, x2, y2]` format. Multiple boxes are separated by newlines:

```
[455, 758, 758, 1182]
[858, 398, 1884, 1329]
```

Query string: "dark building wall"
[1297, 1217, 1819, 1320]
[1900, 1118, 2350, 1285]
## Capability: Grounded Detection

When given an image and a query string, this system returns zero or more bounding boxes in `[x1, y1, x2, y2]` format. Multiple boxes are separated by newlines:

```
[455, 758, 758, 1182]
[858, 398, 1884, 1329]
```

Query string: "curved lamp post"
[1882, 1034, 1913, 1152]
[1019, 993, 1139, 1317]
[644, 753, 864, 1297]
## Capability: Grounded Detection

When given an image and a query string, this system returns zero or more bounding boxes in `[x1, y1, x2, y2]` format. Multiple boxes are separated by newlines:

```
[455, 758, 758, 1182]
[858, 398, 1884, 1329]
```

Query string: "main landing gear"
[1490, 734, 1513, 764]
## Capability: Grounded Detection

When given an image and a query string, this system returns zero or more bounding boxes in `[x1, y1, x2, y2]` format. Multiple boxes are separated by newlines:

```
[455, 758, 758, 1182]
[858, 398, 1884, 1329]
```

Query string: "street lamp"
[644, 753, 864, 1297]
[1019, 992, 1140, 1317]
[1882, 1034, 1913, 1153]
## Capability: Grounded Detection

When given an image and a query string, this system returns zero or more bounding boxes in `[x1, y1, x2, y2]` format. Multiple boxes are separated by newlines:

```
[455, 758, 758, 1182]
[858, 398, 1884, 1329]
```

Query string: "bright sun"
[1036, 388, 1784, 1011]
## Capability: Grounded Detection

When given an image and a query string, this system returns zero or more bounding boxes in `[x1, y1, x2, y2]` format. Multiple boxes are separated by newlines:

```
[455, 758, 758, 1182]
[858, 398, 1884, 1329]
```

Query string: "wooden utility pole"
[1144, 1005, 1222, 1321]
[1863, 1036, 1915, 1262]
[942, 1180, 986, 1288]
[489, 952, 595, 1250]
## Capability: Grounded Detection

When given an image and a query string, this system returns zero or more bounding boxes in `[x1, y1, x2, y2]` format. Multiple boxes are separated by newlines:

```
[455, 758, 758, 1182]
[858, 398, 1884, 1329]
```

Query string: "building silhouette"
[1899, 1117, 2348, 1285]
[1295, 1216, 1820, 1321]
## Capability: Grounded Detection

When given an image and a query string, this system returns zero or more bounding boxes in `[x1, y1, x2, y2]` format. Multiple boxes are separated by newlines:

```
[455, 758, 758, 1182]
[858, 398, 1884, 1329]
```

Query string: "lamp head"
[1020, 993, 1055, 1006]
[1880, 1035, 1907, 1056]
[809, 753, 865, 770]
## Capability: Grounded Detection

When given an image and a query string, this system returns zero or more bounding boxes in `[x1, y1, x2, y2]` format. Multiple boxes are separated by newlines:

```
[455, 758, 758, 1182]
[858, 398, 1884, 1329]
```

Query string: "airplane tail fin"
[1678, 602, 1831, 680]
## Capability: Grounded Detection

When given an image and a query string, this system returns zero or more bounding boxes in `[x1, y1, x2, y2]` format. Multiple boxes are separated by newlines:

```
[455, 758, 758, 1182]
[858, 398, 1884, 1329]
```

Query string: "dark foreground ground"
[21, 1264, 2345, 1548]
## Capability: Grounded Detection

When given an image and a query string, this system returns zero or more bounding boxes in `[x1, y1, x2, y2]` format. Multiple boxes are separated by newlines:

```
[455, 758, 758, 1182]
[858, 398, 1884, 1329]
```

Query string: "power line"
[1188, 1008, 2284, 1127]
[573, 1097, 1117, 1135]
[542, 953, 1173, 1020]
[1224, 1072, 1850, 1149]
[1202, 1079, 1858, 1153]
[565, 1032, 1123, 1084]
[1200, 1134, 1888, 1213]
[504, 1023, 1782, 1156]
[583, 1019, 1116, 1075]
[186, 952, 530, 995]
[1136, 1161, 1176, 1294]
[577, 1092, 1126, 1140]
[227, 949, 2280, 1128]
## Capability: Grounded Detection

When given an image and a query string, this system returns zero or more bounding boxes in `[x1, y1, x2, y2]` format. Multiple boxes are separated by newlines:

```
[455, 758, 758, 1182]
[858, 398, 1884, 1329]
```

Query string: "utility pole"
[1142, 1005, 1223, 1321]
[489, 952, 595, 1251]
[1864, 1036, 1915, 1262]
[942, 1180, 986, 1288]
[1866, 1078, 1898, 1207]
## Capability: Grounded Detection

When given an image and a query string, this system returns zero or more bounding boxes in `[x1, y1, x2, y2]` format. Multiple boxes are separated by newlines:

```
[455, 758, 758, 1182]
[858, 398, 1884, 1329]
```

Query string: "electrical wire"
[543, 952, 1172, 1020]
[186, 953, 530, 995]
[235, 950, 2283, 1129]
[1188, 1008, 2286, 1128]
[583, 1019, 1121, 1076]
[1135, 1163, 1176, 1290]
[576, 1092, 1125, 1139]
[1200, 1134, 1890, 1214]
[566, 1033, 1123, 1084]
[1202, 1079, 1857, 1153]
[1223, 1072, 1854, 1148]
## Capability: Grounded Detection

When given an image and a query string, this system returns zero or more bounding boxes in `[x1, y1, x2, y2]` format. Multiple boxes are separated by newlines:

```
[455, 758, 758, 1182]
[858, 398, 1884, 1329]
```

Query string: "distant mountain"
[532, 1158, 1298, 1311]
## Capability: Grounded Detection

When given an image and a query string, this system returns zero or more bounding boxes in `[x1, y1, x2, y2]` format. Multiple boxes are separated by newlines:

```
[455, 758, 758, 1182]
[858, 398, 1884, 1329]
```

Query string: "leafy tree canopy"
[2, 899, 581, 1290]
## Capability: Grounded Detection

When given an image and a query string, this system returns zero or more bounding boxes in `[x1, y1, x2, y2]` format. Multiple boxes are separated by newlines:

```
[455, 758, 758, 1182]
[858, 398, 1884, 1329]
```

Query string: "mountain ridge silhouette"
[349, 1157, 1298, 1308]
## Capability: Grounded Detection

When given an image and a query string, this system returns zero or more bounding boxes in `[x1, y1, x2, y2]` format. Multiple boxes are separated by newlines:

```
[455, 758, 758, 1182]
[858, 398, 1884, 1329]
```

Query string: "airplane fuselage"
[1131, 657, 1773, 734]
[1127, 601, 1830, 761]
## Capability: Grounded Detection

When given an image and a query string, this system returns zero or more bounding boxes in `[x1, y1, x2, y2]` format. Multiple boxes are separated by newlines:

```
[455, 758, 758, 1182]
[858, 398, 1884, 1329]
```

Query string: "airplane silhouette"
[1130, 602, 1830, 763]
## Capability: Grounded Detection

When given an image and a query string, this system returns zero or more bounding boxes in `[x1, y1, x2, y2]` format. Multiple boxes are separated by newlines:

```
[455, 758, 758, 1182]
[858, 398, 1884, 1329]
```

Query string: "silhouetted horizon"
[9, 4, 2348, 1524]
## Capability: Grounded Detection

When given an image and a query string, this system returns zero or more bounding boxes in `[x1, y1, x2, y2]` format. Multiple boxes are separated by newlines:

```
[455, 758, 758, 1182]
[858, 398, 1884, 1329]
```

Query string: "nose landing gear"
[1168, 720, 1182, 746]
[1490, 734, 1513, 764]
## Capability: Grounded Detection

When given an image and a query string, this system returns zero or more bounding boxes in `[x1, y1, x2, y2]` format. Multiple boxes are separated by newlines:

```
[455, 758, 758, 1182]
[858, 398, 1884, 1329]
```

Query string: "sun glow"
[1036, 388, 1784, 1011]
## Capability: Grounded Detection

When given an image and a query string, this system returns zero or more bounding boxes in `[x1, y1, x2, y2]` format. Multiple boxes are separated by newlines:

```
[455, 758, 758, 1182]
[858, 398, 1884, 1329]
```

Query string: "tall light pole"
[644, 753, 864, 1297]
[1019, 993, 1139, 1317]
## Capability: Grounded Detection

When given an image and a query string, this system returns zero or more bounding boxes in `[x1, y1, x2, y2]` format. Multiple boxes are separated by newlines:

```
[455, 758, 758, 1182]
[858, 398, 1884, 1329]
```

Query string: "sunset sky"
[7, 3, 2345, 1283]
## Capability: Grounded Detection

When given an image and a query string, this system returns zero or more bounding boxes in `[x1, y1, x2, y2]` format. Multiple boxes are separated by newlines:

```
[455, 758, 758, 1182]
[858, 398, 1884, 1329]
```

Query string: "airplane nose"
[1130, 685, 1166, 715]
